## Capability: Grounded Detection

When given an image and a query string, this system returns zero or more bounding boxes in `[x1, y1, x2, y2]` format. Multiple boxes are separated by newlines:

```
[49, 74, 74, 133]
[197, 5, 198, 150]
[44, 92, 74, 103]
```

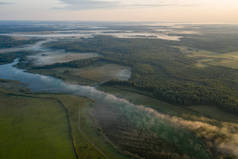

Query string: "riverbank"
[0, 60, 212, 159]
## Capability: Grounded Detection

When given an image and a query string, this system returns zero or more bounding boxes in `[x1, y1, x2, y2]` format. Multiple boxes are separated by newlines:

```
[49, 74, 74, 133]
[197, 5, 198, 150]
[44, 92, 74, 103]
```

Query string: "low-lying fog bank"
[0, 24, 199, 41]
[0, 39, 54, 54]
[27, 52, 100, 66]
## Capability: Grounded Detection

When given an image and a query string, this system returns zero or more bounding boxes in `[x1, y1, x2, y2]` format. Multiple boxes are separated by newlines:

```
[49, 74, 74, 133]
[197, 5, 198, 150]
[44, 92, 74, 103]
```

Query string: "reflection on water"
[0, 59, 211, 159]
[0, 59, 130, 99]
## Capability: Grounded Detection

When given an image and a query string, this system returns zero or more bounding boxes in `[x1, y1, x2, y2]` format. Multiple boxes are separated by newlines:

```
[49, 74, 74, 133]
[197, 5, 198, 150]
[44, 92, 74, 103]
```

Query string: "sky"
[0, 0, 238, 23]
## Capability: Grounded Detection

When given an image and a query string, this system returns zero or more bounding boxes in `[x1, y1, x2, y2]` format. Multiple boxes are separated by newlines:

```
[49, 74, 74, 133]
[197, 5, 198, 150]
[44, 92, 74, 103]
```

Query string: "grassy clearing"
[76, 64, 130, 82]
[209, 51, 238, 69]
[0, 90, 76, 159]
[179, 46, 238, 69]
[39, 94, 107, 159]
[0, 79, 128, 159]
[27, 67, 95, 85]
[39, 94, 129, 159]
[28, 63, 131, 85]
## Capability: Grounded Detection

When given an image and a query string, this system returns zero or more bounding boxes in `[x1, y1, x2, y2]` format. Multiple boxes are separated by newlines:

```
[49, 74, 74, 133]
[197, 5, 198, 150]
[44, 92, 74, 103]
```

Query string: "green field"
[0, 81, 237, 159]
[0, 91, 76, 159]
[0, 81, 129, 159]
[179, 46, 238, 70]
[42, 94, 129, 159]
[27, 62, 130, 85]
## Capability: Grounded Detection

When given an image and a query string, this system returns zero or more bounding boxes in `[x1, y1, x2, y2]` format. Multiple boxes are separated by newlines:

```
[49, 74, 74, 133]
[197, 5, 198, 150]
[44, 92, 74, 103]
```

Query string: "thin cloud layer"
[58, 0, 120, 9]
[58, 0, 195, 10]
[0, 0, 237, 23]
[0, 2, 14, 5]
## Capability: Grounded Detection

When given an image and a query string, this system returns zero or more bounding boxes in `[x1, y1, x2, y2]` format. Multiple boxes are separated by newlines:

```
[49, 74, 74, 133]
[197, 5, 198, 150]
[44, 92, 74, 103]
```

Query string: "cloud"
[57, 0, 120, 10]
[0, 2, 14, 5]
[57, 0, 195, 10]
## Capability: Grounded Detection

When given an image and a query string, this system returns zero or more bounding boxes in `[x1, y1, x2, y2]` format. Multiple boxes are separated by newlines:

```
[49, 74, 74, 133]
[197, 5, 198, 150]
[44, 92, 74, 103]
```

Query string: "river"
[0, 38, 211, 159]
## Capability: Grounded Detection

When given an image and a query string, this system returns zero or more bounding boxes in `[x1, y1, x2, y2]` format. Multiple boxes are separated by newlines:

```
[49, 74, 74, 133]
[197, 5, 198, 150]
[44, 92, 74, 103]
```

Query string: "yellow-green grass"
[28, 67, 95, 85]
[208, 51, 238, 69]
[178, 46, 238, 69]
[29, 63, 129, 85]
[0, 81, 128, 159]
[0, 91, 76, 159]
[42, 94, 130, 159]
[76, 64, 129, 82]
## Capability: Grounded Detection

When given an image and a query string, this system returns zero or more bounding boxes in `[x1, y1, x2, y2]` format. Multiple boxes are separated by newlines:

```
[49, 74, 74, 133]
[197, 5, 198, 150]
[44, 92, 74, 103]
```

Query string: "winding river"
[0, 39, 211, 159]
[0, 38, 141, 110]
[0, 59, 133, 103]
[0, 58, 211, 159]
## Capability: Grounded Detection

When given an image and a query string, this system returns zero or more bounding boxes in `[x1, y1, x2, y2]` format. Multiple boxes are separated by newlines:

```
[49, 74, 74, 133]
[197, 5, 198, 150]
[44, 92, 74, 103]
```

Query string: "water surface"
[0, 59, 210, 159]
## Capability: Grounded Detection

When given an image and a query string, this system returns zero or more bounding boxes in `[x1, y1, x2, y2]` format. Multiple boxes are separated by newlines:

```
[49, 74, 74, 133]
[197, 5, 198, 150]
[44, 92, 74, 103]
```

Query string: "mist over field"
[1, 22, 238, 159]
[0, 0, 238, 158]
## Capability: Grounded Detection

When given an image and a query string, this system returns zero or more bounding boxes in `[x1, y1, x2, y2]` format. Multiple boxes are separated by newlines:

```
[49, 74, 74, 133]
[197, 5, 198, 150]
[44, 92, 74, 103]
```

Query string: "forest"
[1, 24, 238, 159]
[0, 36, 39, 49]
[45, 35, 238, 114]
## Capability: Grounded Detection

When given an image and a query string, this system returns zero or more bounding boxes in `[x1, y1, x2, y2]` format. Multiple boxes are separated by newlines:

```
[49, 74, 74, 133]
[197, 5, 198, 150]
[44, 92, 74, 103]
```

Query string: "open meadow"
[0, 88, 76, 159]
[0, 79, 129, 159]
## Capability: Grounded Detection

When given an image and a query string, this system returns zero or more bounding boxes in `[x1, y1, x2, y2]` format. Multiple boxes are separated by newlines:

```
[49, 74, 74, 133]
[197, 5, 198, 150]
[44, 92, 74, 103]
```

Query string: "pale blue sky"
[0, 0, 238, 23]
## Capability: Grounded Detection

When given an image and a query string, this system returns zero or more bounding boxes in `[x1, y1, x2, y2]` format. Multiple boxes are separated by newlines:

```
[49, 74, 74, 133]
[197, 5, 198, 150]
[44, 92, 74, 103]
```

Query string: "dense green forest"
[0, 51, 30, 64]
[1, 24, 238, 159]
[45, 35, 238, 113]
[0, 36, 39, 49]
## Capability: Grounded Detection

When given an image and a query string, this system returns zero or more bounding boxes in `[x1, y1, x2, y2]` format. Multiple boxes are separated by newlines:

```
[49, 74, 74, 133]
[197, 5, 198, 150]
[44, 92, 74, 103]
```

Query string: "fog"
[0, 58, 237, 157]
[28, 52, 99, 66]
